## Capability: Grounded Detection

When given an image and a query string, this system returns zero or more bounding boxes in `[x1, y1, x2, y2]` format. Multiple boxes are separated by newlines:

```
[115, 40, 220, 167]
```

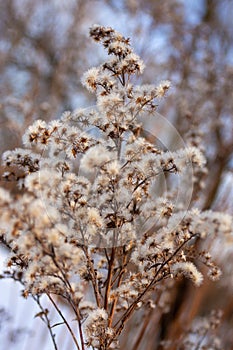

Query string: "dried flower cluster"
[0, 25, 232, 350]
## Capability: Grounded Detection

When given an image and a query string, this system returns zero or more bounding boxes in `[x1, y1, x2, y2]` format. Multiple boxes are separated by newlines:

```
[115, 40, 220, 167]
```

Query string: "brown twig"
[33, 296, 59, 350]
[108, 254, 128, 328]
[82, 246, 102, 308]
[104, 247, 116, 310]
[47, 293, 81, 350]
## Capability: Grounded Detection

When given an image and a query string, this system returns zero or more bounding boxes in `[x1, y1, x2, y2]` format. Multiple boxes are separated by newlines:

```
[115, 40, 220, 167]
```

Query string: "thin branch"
[104, 248, 115, 310]
[108, 254, 127, 328]
[33, 296, 58, 350]
[51, 321, 65, 328]
[82, 246, 102, 308]
[45, 252, 85, 350]
[194, 328, 209, 350]
[47, 293, 81, 350]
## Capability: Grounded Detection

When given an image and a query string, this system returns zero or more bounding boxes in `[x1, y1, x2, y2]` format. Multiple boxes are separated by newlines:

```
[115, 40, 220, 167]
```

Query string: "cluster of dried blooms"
[0, 25, 232, 350]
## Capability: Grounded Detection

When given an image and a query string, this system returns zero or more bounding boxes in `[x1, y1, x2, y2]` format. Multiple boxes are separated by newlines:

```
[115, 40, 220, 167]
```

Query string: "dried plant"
[0, 25, 232, 350]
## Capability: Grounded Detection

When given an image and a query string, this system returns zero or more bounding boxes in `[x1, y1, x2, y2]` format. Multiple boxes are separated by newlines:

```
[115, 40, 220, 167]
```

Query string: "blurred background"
[0, 0, 233, 349]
